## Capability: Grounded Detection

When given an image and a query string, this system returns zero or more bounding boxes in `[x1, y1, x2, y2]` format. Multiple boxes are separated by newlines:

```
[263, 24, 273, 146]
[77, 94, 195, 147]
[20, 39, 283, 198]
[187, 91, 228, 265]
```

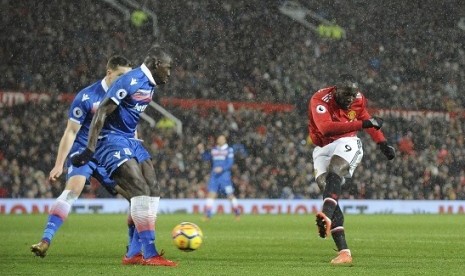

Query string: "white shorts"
[312, 137, 363, 179]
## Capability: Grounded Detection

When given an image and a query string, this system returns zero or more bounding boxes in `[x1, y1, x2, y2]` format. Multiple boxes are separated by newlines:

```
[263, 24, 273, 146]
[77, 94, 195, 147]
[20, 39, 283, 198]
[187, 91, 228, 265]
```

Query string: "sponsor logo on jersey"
[134, 103, 147, 112]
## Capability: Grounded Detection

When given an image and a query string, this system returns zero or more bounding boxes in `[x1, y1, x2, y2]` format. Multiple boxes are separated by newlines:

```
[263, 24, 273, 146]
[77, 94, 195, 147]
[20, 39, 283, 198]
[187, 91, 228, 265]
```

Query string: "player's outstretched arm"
[87, 98, 118, 151]
[71, 98, 118, 167]
[49, 120, 81, 182]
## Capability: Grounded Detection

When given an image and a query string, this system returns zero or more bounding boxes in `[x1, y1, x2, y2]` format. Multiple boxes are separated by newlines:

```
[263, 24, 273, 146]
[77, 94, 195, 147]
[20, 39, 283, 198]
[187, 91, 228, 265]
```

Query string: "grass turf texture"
[1, 214, 464, 275]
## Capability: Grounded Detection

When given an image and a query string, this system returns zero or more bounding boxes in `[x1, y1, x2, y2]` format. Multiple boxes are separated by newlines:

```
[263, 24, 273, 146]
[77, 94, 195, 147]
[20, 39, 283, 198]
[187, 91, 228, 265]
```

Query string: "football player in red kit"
[308, 75, 395, 265]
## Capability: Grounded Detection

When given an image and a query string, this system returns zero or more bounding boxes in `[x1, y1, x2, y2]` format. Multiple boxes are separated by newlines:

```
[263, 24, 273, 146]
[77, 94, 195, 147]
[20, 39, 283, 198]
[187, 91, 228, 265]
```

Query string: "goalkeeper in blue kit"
[198, 135, 241, 220]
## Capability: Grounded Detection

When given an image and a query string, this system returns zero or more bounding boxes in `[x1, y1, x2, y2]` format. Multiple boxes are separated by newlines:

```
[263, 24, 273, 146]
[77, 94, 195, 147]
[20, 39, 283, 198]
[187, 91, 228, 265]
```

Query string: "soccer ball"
[171, 222, 203, 252]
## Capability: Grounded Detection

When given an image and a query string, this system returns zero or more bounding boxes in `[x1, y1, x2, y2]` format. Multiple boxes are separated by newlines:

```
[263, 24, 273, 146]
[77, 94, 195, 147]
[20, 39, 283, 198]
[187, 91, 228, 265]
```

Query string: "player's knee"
[316, 174, 326, 190]
[327, 158, 349, 177]
[323, 172, 342, 199]
[131, 179, 150, 196]
[149, 180, 160, 197]
[57, 190, 79, 205]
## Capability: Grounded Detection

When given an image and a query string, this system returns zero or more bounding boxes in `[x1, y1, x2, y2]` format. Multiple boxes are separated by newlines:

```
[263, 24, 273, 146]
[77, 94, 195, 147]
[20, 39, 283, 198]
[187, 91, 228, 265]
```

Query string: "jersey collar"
[101, 79, 109, 92]
[141, 63, 157, 85]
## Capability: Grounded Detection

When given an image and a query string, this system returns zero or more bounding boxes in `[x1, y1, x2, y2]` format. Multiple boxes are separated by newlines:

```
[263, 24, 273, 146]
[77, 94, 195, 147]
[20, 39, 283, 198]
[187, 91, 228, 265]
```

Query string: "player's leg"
[319, 154, 347, 229]
[204, 191, 217, 220]
[312, 145, 334, 238]
[314, 138, 362, 239]
[330, 205, 352, 265]
[223, 181, 240, 219]
[204, 176, 219, 220]
[31, 173, 87, 257]
[138, 159, 162, 253]
[96, 136, 175, 266]
[112, 160, 176, 266]
[93, 165, 141, 263]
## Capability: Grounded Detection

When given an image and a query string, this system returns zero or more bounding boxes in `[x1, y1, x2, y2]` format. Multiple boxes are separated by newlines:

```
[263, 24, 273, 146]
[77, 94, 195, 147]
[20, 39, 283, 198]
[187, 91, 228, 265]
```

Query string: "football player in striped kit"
[198, 135, 241, 221]
[71, 45, 177, 267]
[31, 55, 132, 258]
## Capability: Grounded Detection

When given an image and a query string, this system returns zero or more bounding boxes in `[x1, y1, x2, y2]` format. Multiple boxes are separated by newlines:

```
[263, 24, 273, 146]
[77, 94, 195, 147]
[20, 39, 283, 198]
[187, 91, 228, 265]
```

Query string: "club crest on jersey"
[73, 107, 83, 118]
[347, 110, 356, 120]
[316, 105, 327, 113]
[116, 89, 128, 100]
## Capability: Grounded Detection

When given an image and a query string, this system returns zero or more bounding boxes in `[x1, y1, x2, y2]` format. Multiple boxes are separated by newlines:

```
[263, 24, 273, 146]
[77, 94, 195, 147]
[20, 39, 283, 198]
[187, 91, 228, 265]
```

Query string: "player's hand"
[49, 166, 63, 183]
[71, 148, 94, 167]
[378, 141, 396, 160]
[213, 167, 223, 174]
[362, 117, 383, 130]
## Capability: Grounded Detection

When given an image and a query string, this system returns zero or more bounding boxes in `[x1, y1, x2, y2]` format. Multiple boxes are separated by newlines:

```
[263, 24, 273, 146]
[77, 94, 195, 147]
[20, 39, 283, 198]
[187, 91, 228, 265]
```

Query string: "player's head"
[334, 74, 359, 110]
[217, 135, 227, 146]
[144, 44, 172, 85]
[106, 55, 132, 85]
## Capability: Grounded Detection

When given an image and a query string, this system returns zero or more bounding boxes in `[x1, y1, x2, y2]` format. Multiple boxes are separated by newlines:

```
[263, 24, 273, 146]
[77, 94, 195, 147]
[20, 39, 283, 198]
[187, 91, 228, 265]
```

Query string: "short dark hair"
[338, 73, 358, 91]
[144, 44, 171, 65]
[106, 55, 132, 70]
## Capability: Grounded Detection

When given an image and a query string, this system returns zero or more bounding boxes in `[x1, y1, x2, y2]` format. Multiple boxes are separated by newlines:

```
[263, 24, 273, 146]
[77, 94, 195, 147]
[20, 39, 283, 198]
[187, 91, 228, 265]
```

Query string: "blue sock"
[139, 230, 158, 259]
[128, 224, 135, 245]
[206, 208, 213, 218]
[126, 229, 142, 257]
[42, 215, 64, 244]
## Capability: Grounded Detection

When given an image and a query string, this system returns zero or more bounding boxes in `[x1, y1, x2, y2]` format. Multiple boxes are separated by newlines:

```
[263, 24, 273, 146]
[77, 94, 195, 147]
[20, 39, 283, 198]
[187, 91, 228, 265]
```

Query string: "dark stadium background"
[1, 0, 464, 201]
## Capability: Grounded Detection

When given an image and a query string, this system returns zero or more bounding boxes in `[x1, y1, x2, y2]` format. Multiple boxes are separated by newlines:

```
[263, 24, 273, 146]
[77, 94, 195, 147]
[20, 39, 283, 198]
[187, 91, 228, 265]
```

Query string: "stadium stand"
[1, 0, 464, 199]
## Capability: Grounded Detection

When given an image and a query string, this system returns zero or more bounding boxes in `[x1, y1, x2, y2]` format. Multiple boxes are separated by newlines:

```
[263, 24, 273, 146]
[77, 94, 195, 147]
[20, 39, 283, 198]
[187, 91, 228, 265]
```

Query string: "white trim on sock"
[340, 249, 351, 256]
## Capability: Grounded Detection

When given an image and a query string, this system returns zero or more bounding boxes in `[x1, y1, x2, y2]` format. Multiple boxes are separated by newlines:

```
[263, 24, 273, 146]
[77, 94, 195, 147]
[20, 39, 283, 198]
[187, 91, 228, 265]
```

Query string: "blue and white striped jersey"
[68, 79, 109, 147]
[102, 64, 156, 137]
[202, 144, 234, 174]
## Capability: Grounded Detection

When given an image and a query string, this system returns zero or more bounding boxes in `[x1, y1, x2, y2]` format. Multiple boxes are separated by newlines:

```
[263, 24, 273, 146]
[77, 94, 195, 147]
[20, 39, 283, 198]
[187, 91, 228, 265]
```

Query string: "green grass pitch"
[1, 214, 464, 275]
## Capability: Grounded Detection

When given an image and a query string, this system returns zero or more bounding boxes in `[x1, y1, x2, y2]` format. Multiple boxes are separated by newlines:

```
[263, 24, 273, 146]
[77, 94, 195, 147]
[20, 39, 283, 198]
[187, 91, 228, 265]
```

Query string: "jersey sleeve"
[105, 76, 137, 105]
[68, 92, 91, 125]
[357, 97, 386, 143]
[201, 151, 212, 161]
[310, 96, 363, 136]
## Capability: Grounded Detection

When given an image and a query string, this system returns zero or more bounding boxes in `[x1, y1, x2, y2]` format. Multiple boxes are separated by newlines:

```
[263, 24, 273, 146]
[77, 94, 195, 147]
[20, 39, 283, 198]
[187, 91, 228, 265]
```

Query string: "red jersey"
[308, 86, 386, 147]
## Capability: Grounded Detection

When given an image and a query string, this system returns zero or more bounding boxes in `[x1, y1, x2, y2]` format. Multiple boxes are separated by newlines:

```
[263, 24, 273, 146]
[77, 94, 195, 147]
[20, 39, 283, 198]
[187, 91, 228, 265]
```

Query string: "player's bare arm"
[87, 98, 118, 152]
[49, 120, 81, 182]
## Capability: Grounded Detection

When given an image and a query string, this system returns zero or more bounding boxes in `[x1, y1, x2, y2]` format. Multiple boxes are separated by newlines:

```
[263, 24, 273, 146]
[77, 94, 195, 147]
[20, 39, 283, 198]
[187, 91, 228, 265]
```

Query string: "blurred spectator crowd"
[1, 101, 465, 200]
[1, 0, 465, 199]
[1, 0, 463, 110]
